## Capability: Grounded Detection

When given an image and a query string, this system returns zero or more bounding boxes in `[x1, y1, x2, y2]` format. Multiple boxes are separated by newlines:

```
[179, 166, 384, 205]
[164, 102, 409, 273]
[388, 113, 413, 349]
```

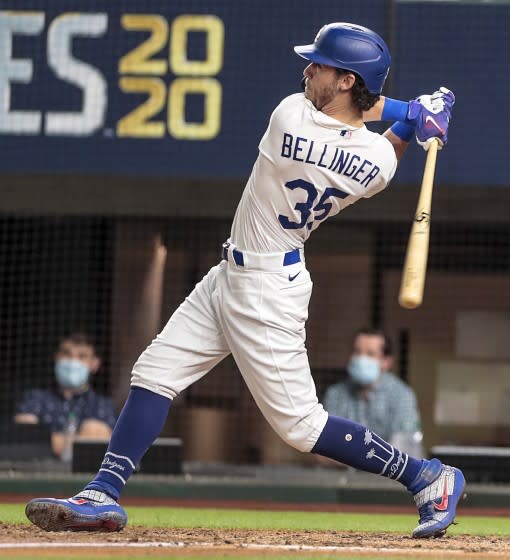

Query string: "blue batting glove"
[407, 87, 455, 150]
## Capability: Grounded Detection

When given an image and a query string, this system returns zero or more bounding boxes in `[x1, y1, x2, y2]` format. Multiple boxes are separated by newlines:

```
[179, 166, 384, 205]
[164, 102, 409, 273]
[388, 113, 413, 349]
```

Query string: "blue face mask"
[55, 359, 90, 389]
[347, 355, 381, 386]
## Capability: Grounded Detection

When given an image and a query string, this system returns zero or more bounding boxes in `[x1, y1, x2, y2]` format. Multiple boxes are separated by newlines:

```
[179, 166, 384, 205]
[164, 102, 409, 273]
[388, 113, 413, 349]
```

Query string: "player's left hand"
[407, 87, 455, 151]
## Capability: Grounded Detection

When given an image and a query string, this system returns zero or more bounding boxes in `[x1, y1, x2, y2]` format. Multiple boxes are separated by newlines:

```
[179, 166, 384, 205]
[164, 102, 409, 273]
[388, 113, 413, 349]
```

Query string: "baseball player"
[25, 23, 463, 539]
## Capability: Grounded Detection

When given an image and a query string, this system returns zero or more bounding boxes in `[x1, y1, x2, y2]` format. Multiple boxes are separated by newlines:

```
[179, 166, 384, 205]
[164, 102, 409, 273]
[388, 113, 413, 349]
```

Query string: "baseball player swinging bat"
[24, 24, 462, 541]
[398, 138, 440, 309]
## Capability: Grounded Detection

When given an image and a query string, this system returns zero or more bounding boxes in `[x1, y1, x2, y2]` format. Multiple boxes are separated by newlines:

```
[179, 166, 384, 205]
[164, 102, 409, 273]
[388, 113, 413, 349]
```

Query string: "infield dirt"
[1, 523, 510, 558]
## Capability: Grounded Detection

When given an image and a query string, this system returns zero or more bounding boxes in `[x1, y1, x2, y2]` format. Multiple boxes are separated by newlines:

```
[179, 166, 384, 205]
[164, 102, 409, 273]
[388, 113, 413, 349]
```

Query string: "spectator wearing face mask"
[14, 333, 117, 459]
[321, 327, 423, 457]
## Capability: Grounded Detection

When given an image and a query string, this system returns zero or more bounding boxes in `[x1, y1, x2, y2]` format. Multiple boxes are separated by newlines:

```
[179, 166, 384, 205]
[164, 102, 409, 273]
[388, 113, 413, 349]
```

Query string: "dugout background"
[1, 0, 510, 469]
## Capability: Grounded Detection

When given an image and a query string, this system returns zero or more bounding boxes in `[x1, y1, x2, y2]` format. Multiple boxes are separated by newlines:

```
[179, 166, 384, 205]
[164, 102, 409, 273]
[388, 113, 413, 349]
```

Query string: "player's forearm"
[363, 96, 410, 123]
[364, 97, 412, 160]
[362, 96, 385, 122]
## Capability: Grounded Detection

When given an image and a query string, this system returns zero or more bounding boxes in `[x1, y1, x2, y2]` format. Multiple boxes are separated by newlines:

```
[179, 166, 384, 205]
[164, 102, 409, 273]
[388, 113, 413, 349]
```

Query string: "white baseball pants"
[131, 245, 328, 452]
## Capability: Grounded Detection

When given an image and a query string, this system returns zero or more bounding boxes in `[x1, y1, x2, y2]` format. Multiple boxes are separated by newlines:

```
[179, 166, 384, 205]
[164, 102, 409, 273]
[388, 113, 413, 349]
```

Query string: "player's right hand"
[407, 87, 455, 151]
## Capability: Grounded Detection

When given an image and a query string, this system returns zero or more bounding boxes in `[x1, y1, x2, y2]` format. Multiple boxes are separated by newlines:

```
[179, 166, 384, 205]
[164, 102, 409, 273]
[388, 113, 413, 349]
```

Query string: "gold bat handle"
[398, 138, 440, 309]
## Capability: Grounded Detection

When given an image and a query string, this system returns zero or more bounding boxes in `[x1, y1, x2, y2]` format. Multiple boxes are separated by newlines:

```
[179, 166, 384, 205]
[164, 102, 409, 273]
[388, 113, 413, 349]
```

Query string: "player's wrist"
[381, 98, 409, 123]
[390, 121, 415, 142]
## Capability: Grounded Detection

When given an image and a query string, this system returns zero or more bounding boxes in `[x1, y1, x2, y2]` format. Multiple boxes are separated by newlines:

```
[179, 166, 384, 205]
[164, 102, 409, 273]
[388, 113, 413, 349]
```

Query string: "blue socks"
[312, 415, 424, 489]
[85, 386, 171, 500]
[86, 395, 428, 500]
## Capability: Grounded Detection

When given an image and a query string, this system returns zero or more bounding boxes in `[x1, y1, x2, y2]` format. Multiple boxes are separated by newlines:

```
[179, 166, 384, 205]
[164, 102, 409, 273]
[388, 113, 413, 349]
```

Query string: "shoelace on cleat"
[418, 502, 436, 524]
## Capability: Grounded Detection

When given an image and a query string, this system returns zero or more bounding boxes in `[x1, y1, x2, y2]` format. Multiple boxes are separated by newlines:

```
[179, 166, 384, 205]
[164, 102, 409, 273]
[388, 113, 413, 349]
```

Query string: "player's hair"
[354, 327, 392, 357]
[336, 69, 380, 112]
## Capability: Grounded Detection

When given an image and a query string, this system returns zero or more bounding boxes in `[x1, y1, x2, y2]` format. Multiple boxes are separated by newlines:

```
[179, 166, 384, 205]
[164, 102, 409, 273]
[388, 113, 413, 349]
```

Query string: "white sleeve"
[363, 137, 398, 198]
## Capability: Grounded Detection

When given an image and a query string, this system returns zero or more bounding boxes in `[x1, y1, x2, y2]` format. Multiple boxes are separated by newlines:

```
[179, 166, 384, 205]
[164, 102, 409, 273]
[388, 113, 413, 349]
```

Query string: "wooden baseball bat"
[398, 138, 440, 309]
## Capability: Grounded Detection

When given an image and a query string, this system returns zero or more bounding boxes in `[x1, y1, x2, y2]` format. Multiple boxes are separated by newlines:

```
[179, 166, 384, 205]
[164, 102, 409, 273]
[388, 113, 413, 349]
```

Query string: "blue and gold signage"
[0, 0, 389, 177]
[0, 1, 507, 185]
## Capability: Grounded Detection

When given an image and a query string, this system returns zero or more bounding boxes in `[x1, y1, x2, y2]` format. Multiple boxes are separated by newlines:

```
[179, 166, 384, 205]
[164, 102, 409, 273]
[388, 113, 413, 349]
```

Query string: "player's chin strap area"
[221, 241, 303, 271]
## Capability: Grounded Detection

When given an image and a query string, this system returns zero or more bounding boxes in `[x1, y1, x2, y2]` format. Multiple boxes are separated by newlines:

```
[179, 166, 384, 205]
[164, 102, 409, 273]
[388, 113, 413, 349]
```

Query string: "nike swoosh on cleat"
[425, 115, 444, 133]
[433, 478, 449, 511]
[288, 271, 301, 282]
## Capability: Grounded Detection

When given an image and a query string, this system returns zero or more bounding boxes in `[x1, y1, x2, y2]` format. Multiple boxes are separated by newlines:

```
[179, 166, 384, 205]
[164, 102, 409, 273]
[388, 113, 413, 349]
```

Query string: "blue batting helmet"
[294, 23, 391, 94]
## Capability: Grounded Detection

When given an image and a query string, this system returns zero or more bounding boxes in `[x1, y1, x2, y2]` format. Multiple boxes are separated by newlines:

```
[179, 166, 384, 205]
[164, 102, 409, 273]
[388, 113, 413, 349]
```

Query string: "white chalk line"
[0, 541, 507, 557]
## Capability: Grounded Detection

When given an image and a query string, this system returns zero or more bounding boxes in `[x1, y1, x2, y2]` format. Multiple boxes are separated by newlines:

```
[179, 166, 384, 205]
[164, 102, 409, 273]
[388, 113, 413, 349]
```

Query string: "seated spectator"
[14, 332, 117, 459]
[321, 327, 423, 461]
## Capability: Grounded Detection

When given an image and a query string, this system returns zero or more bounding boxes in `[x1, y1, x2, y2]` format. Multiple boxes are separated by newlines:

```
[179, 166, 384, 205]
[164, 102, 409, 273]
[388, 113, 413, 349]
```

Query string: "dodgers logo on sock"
[99, 451, 135, 485]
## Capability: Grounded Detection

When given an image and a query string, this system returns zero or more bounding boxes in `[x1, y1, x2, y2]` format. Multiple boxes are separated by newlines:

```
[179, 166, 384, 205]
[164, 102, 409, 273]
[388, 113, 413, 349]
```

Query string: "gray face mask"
[347, 355, 381, 386]
[55, 358, 90, 389]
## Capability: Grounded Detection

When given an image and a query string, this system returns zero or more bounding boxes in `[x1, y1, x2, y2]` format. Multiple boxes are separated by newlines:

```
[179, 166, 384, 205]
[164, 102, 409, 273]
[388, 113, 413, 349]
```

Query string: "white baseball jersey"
[132, 93, 399, 455]
[230, 93, 397, 252]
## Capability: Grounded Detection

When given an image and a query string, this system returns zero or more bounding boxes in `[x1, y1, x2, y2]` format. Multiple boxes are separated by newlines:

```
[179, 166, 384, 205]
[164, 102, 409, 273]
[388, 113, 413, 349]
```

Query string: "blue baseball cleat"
[25, 490, 127, 532]
[410, 459, 466, 538]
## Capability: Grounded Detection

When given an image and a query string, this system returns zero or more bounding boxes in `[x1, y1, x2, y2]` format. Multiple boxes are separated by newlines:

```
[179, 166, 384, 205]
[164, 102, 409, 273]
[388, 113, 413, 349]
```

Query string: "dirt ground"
[2, 498, 510, 558]
[1, 523, 510, 558]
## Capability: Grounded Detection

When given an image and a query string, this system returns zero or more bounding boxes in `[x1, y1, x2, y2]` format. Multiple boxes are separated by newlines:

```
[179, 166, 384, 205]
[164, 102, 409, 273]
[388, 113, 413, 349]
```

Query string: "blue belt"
[222, 244, 301, 267]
